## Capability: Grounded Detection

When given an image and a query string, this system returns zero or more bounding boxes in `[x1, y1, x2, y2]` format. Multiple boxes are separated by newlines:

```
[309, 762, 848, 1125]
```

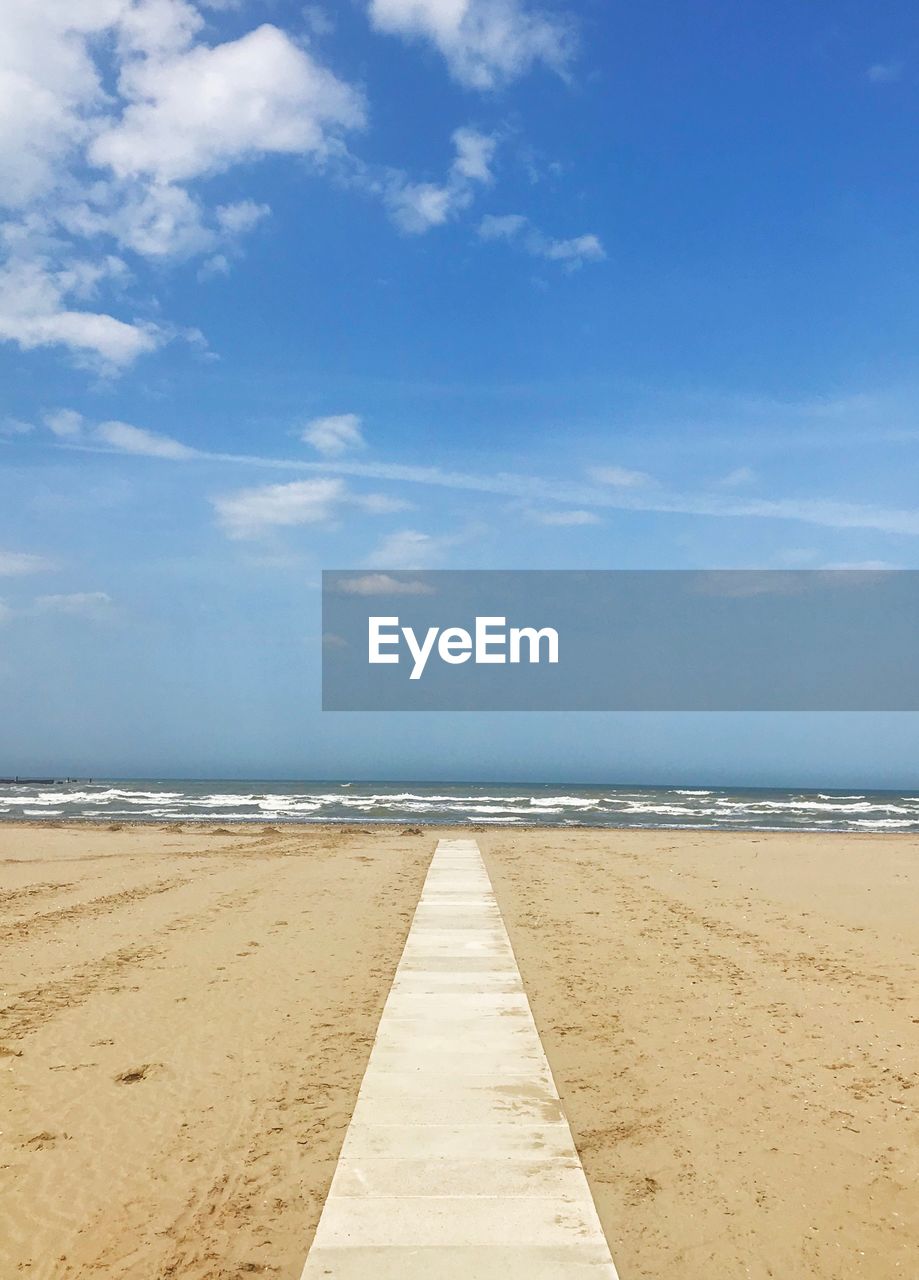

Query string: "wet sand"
[2, 822, 917, 1279]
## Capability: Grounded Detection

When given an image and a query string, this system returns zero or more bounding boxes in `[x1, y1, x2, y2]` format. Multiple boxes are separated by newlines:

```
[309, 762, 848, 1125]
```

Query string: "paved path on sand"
[300, 836, 620, 1278]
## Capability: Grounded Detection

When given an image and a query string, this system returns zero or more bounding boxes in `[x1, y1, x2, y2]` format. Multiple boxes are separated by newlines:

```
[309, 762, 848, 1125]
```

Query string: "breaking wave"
[2, 780, 918, 832]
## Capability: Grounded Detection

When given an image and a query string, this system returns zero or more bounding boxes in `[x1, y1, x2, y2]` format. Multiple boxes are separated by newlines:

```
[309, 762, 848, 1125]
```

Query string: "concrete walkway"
[300, 837, 620, 1278]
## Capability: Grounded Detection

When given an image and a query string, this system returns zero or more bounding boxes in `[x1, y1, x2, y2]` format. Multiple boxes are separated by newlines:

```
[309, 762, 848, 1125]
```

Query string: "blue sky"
[2, 0, 919, 784]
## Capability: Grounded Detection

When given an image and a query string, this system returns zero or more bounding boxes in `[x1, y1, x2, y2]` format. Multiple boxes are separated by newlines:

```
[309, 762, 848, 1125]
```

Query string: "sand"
[0, 822, 431, 1279]
[2, 822, 917, 1279]
[483, 828, 919, 1280]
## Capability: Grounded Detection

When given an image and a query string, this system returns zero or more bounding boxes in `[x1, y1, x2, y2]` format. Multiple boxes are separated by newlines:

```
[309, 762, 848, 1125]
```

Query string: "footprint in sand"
[114, 1063, 160, 1085]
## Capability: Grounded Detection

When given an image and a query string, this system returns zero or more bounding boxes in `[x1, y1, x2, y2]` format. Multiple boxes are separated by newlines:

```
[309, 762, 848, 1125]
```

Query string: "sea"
[1, 779, 918, 832]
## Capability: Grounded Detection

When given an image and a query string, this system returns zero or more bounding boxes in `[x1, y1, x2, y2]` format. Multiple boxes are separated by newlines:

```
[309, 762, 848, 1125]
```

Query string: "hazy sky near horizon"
[3, 0, 919, 784]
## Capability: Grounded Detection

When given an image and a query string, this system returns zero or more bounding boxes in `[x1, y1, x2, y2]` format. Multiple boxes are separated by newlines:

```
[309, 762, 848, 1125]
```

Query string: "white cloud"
[0, 7, 365, 370]
[533, 508, 601, 526]
[302, 412, 365, 455]
[304, 5, 335, 37]
[0, 417, 33, 437]
[0, 550, 56, 576]
[322, 630, 349, 649]
[73, 421, 919, 539]
[451, 126, 496, 182]
[592, 465, 652, 488]
[90, 25, 365, 183]
[0, 2, 221, 209]
[387, 182, 457, 233]
[367, 0, 574, 89]
[95, 420, 199, 459]
[366, 528, 446, 569]
[64, 184, 214, 260]
[44, 408, 84, 438]
[542, 233, 604, 263]
[355, 492, 411, 514]
[213, 477, 347, 538]
[1, 5, 528, 374]
[867, 61, 902, 84]
[718, 465, 756, 487]
[337, 572, 434, 595]
[216, 200, 271, 236]
[0, 256, 162, 368]
[285, 452, 919, 539]
[34, 590, 113, 617]
[384, 127, 495, 233]
[58, 189, 270, 264]
[822, 560, 898, 570]
[116, 0, 204, 58]
[478, 212, 527, 239]
[43, 409, 263, 466]
[211, 474, 407, 538]
[0, 1, 112, 208]
[197, 252, 230, 280]
[478, 212, 604, 267]
[38, 416, 919, 543]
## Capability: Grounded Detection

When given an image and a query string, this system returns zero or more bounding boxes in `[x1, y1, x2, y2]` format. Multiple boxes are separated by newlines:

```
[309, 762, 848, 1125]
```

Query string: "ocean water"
[1, 779, 918, 832]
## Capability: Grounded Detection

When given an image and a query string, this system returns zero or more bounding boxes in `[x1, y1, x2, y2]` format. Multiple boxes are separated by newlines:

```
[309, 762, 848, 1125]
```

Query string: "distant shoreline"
[2, 777, 916, 793]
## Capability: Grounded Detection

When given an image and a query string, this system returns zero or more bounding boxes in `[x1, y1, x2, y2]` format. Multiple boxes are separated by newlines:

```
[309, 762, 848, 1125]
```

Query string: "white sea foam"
[848, 817, 916, 829]
[427, 804, 541, 816]
[619, 802, 718, 817]
[530, 796, 599, 808]
[3, 781, 918, 832]
[255, 796, 324, 812]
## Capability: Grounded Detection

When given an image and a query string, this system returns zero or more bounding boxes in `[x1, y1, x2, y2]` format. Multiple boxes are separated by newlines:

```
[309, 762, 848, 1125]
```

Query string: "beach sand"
[0, 823, 431, 1280]
[2, 823, 917, 1279]
[484, 828, 919, 1280]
